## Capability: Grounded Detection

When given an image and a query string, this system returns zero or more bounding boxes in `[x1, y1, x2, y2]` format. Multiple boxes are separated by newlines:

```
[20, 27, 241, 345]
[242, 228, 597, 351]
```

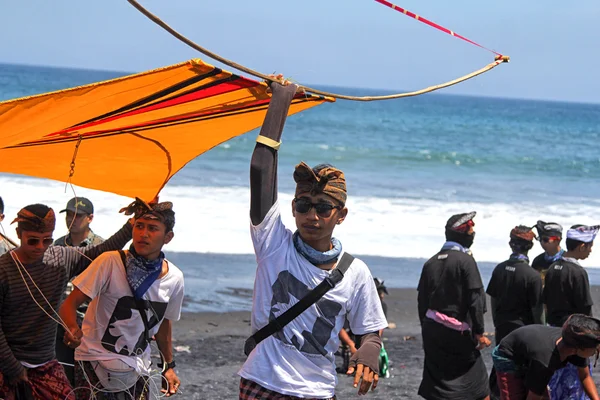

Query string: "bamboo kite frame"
[127, 0, 509, 101]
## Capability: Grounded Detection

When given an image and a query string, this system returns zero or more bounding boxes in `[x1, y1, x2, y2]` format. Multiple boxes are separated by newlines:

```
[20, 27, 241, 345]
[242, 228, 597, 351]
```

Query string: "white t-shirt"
[238, 202, 387, 398]
[73, 251, 185, 373]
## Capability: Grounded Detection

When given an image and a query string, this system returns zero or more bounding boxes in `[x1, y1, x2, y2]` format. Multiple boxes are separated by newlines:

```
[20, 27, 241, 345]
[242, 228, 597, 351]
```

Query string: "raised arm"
[249, 82, 299, 225]
[45, 221, 132, 279]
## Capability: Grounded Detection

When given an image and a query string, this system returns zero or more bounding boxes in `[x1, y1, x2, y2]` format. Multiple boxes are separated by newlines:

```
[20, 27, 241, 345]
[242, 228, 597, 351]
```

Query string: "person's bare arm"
[58, 287, 90, 348]
[155, 319, 180, 397]
[579, 366, 600, 400]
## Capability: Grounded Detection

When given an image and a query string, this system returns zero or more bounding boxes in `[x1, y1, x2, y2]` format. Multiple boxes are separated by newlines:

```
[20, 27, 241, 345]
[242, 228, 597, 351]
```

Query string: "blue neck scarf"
[293, 231, 342, 265]
[545, 248, 565, 264]
[441, 241, 469, 253]
[125, 245, 165, 300]
[509, 253, 529, 263]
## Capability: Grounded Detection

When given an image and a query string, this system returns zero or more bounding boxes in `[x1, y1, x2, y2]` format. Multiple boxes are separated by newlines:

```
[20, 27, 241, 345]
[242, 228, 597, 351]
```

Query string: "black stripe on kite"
[71, 67, 224, 128]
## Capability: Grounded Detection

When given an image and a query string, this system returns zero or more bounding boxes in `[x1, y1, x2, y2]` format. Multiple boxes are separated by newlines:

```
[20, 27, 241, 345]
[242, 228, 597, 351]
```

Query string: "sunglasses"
[294, 198, 342, 218]
[541, 236, 560, 243]
[27, 237, 54, 246]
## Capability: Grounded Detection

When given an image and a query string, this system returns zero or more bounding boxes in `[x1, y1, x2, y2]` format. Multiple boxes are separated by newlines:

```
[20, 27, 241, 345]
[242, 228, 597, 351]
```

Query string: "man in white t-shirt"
[239, 82, 387, 399]
[59, 200, 184, 399]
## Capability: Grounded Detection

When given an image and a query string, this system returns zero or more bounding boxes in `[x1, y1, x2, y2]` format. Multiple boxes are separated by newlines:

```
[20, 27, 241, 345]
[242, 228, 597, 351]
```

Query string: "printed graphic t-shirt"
[73, 251, 184, 372]
[238, 202, 388, 398]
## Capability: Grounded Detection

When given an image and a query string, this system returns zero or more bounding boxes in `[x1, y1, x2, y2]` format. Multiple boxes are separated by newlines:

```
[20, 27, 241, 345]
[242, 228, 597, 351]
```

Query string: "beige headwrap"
[293, 162, 347, 205]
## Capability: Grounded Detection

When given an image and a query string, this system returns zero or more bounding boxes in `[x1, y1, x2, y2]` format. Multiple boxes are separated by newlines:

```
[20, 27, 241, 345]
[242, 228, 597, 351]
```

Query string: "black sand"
[170, 286, 600, 399]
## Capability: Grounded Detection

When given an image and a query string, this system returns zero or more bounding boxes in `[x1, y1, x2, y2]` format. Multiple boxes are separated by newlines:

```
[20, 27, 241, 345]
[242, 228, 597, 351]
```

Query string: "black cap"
[60, 197, 94, 215]
[374, 278, 388, 295]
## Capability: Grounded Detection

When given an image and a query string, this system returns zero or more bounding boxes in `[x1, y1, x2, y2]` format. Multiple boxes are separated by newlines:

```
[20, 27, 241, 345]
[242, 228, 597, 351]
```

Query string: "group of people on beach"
[0, 78, 597, 400]
[418, 213, 600, 400]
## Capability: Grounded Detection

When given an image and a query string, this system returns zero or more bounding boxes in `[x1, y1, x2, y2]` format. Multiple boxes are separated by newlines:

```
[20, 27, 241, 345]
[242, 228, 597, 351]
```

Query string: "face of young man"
[540, 235, 561, 253]
[16, 229, 54, 263]
[132, 217, 174, 260]
[577, 242, 593, 260]
[291, 193, 348, 245]
[65, 210, 93, 235]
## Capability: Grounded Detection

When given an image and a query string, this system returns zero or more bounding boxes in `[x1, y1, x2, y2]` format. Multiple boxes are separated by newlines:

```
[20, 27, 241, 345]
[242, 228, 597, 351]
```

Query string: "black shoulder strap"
[244, 252, 355, 356]
[118, 250, 151, 344]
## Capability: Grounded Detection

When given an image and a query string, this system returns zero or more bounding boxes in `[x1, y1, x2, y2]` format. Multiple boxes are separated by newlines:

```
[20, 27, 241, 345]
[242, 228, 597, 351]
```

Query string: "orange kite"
[0, 59, 332, 200]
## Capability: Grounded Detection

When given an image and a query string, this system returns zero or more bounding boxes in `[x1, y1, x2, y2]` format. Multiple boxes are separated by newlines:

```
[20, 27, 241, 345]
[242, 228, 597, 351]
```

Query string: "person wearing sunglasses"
[532, 221, 564, 285]
[486, 226, 543, 399]
[543, 225, 598, 399]
[492, 314, 600, 400]
[0, 203, 134, 399]
[238, 81, 387, 399]
[417, 211, 491, 400]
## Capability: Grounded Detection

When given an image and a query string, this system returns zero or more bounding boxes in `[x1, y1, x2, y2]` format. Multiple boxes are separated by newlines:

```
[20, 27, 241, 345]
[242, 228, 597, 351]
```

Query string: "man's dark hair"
[162, 209, 176, 233]
[562, 314, 600, 349]
[0, 196, 4, 214]
[566, 224, 588, 251]
[509, 238, 534, 254]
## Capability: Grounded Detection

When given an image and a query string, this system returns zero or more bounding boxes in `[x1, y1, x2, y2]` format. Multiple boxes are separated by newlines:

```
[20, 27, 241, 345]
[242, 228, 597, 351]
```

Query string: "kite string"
[373, 0, 502, 56]
[125, 0, 509, 102]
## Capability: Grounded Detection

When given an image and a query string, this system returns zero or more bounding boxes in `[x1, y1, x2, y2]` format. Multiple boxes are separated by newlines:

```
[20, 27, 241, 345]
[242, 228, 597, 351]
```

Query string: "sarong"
[239, 378, 336, 400]
[418, 318, 489, 400]
[492, 346, 549, 400]
[73, 361, 149, 400]
[0, 359, 75, 400]
[548, 362, 591, 400]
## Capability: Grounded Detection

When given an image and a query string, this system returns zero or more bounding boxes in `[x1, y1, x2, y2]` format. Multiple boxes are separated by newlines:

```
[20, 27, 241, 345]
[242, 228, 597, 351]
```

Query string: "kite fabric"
[0, 59, 333, 200]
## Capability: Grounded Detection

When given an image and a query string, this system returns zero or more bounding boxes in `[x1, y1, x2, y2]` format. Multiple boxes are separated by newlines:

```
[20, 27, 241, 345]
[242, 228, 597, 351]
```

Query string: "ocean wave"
[2, 176, 600, 267]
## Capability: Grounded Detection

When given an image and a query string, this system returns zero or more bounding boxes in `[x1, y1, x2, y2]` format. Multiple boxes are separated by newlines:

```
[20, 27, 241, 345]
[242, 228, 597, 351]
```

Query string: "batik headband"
[566, 225, 600, 243]
[120, 198, 175, 231]
[510, 225, 536, 242]
[447, 211, 476, 233]
[11, 208, 56, 233]
[535, 220, 563, 237]
[293, 162, 347, 205]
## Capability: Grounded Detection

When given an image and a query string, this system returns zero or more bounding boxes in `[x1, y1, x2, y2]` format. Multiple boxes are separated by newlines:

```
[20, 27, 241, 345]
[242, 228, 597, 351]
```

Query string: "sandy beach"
[168, 286, 600, 399]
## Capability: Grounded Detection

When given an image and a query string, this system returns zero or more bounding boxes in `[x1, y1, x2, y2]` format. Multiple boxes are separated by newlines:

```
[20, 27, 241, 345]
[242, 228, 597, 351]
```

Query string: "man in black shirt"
[531, 220, 564, 284]
[543, 224, 598, 399]
[488, 225, 543, 343]
[417, 211, 491, 400]
[543, 224, 596, 327]
[487, 225, 542, 399]
[492, 314, 600, 400]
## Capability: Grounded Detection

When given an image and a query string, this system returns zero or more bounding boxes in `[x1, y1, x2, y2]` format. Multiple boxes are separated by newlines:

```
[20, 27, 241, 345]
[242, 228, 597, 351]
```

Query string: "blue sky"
[1, 1, 598, 103]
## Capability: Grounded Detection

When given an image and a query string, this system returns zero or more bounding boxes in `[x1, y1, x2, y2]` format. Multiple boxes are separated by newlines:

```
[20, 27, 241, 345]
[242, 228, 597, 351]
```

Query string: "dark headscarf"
[11, 204, 56, 233]
[293, 162, 347, 205]
[535, 220, 563, 238]
[445, 211, 476, 249]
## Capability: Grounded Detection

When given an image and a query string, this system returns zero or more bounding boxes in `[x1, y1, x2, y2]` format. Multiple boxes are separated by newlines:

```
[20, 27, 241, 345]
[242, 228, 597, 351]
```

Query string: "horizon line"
[1, 60, 599, 107]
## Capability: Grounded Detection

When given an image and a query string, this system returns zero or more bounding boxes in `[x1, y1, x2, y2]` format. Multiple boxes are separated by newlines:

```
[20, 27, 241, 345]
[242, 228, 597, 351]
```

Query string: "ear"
[0, 214, 4, 222]
[164, 231, 174, 245]
[88, 214, 94, 222]
[336, 207, 348, 225]
[291, 198, 296, 218]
